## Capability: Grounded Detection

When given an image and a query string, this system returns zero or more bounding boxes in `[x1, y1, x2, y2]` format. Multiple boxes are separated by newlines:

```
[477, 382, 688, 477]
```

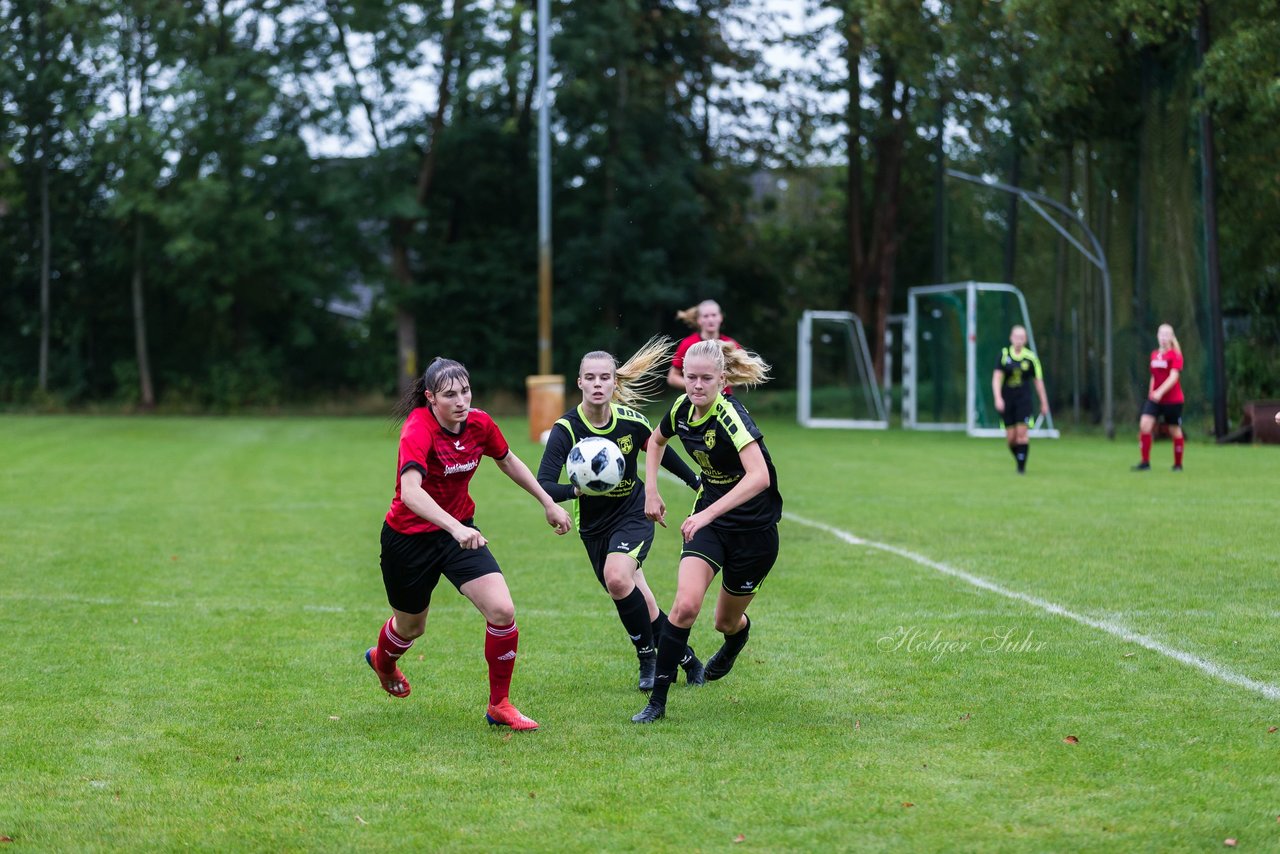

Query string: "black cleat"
[631, 699, 666, 723]
[1131, 461, 1151, 471]
[1171, 464, 1183, 472]
[705, 636, 749, 682]
[681, 650, 706, 686]
[637, 654, 656, 692]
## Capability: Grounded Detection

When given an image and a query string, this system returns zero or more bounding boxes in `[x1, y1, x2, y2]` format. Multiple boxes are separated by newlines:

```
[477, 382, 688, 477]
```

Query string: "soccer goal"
[796, 310, 888, 429]
[903, 282, 1059, 438]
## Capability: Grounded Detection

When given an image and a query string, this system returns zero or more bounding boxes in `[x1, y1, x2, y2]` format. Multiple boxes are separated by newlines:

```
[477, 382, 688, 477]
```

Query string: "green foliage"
[0, 0, 1276, 410]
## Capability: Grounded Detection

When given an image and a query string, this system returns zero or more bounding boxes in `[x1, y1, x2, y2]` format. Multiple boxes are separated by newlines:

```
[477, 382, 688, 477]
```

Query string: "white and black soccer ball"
[566, 436, 625, 496]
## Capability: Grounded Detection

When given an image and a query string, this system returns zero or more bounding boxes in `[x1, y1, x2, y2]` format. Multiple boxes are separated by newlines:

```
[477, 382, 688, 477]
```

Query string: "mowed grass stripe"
[783, 510, 1280, 701]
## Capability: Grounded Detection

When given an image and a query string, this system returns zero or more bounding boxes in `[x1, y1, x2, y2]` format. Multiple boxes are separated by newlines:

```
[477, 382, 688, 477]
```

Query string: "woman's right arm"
[535, 425, 579, 503]
[644, 427, 669, 527]
[666, 364, 684, 389]
[992, 370, 1005, 412]
[400, 469, 486, 549]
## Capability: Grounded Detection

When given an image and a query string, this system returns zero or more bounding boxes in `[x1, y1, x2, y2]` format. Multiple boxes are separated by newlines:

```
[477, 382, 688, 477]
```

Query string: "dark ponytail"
[393, 357, 470, 424]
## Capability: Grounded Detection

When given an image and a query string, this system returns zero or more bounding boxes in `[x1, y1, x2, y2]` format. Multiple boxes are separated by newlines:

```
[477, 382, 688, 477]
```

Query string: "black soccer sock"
[1008, 442, 1019, 460]
[656, 610, 697, 664]
[613, 586, 654, 655]
[651, 622, 691, 706]
[1015, 443, 1028, 472]
[722, 613, 751, 655]
[651, 610, 668, 647]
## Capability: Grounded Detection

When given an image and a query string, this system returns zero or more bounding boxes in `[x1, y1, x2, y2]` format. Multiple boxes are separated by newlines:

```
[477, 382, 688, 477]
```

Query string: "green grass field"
[2, 414, 1277, 851]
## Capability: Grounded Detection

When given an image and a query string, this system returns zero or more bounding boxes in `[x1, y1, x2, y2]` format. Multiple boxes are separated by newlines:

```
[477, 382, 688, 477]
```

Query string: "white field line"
[783, 510, 1280, 702]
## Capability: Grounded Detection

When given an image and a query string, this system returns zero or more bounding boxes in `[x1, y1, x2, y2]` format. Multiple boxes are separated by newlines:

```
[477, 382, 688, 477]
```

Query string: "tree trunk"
[1050, 145, 1073, 409]
[845, 12, 866, 321]
[36, 0, 51, 393]
[932, 97, 946, 284]
[870, 124, 905, 379]
[391, 217, 419, 396]
[38, 131, 50, 393]
[1002, 137, 1021, 284]
[390, 1, 465, 396]
[129, 15, 155, 409]
[864, 60, 907, 377]
[132, 217, 155, 408]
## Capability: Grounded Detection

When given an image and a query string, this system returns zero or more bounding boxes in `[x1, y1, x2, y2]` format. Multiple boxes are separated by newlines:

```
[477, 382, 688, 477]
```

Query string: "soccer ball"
[566, 436, 625, 496]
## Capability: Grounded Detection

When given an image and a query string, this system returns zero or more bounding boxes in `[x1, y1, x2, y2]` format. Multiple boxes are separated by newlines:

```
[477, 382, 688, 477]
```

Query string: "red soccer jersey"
[385, 407, 510, 535]
[1149, 348, 1184, 404]
[673, 332, 741, 395]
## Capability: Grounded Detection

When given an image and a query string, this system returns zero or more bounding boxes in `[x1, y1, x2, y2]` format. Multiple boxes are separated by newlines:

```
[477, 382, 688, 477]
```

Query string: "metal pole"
[1196, 1, 1228, 438]
[536, 0, 552, 375]
[946, 169, 1114, 438]
[1072, 307, 1080, 423]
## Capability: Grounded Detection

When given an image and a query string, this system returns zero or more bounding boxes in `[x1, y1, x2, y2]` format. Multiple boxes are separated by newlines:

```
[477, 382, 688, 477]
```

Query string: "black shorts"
[379, 520, 501, 613]
[1141, 400, 1184, 427]
[681, 524, 779, 596]
[582, 516, 654, 590]
[1001, 395, 1033, 427]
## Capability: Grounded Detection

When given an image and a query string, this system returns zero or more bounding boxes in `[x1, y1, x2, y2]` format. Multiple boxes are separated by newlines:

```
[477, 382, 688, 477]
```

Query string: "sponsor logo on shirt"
[1152, 359, 1168, 369]
[443, 460, 480, 476]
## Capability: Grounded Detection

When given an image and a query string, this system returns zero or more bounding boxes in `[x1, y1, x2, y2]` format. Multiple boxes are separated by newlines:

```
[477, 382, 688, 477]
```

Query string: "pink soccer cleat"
[485, 699, 540, 731]
[365, 648, 411, 698]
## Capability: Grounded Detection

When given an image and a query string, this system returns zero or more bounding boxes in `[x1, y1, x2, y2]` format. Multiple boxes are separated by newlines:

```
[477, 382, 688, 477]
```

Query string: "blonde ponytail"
[685, 339, 771, 389]
[675, 299, 722, 330]
[675, 304, 701, 329]
[614, 337, 675, 406]
[578, 337, 674, 408]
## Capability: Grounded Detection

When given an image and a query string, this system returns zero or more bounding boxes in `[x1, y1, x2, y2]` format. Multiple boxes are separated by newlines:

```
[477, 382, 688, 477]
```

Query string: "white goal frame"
[796, 310, 888, 429]
[904, 282, 1060, 438]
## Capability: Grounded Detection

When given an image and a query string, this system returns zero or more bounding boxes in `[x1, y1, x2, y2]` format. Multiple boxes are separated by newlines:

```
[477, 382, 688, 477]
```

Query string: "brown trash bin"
[1246, 400, 1280, 444]
[526, 374, 565, 442]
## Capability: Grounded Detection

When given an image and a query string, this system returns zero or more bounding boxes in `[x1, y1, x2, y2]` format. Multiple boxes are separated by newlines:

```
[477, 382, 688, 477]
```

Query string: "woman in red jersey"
[364, 357, 573, 731]
[666, 299, 741, 391]
[1133, 323, 1186, 472]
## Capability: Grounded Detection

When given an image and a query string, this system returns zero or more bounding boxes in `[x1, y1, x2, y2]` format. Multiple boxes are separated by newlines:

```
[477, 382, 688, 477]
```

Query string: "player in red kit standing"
[1133, 323, 1186, 472]
[365, 357, 573, 731]
[667, 299, 741, 394]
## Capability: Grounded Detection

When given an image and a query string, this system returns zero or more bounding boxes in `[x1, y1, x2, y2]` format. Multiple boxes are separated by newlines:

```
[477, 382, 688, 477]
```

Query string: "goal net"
[796, 311, 888, 429]
[904, 282, 1059, 438]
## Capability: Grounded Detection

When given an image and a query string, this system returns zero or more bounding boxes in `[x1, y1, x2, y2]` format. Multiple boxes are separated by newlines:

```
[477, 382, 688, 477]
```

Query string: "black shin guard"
[651, 622, 691, 706]
[613, 587, 654, 654]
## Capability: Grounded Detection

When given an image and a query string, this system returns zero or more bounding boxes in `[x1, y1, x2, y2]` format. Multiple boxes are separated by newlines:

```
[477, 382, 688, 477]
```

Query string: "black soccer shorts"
[681, 524, 779, 596]
[379, 520, 502, 613]
[581, 516, 654, 589]
[1141, 399, 1184, 427]
[1001, 395, 1034, 427]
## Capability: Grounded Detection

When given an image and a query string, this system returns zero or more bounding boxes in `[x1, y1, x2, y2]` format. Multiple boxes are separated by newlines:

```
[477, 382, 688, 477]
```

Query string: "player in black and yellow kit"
[632, 339, 782, 723]
[537, 339, 705, 691]
[992, 325, 1050, 474]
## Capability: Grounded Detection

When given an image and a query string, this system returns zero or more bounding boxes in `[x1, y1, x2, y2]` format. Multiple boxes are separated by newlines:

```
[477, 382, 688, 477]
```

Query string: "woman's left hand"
[680, 511, 710, 543]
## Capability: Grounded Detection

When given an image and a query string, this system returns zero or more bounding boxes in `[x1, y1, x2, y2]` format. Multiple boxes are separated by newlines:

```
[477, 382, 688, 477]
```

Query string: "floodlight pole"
[946, 169, 1115, 439]
[536, 0, 552, 375]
